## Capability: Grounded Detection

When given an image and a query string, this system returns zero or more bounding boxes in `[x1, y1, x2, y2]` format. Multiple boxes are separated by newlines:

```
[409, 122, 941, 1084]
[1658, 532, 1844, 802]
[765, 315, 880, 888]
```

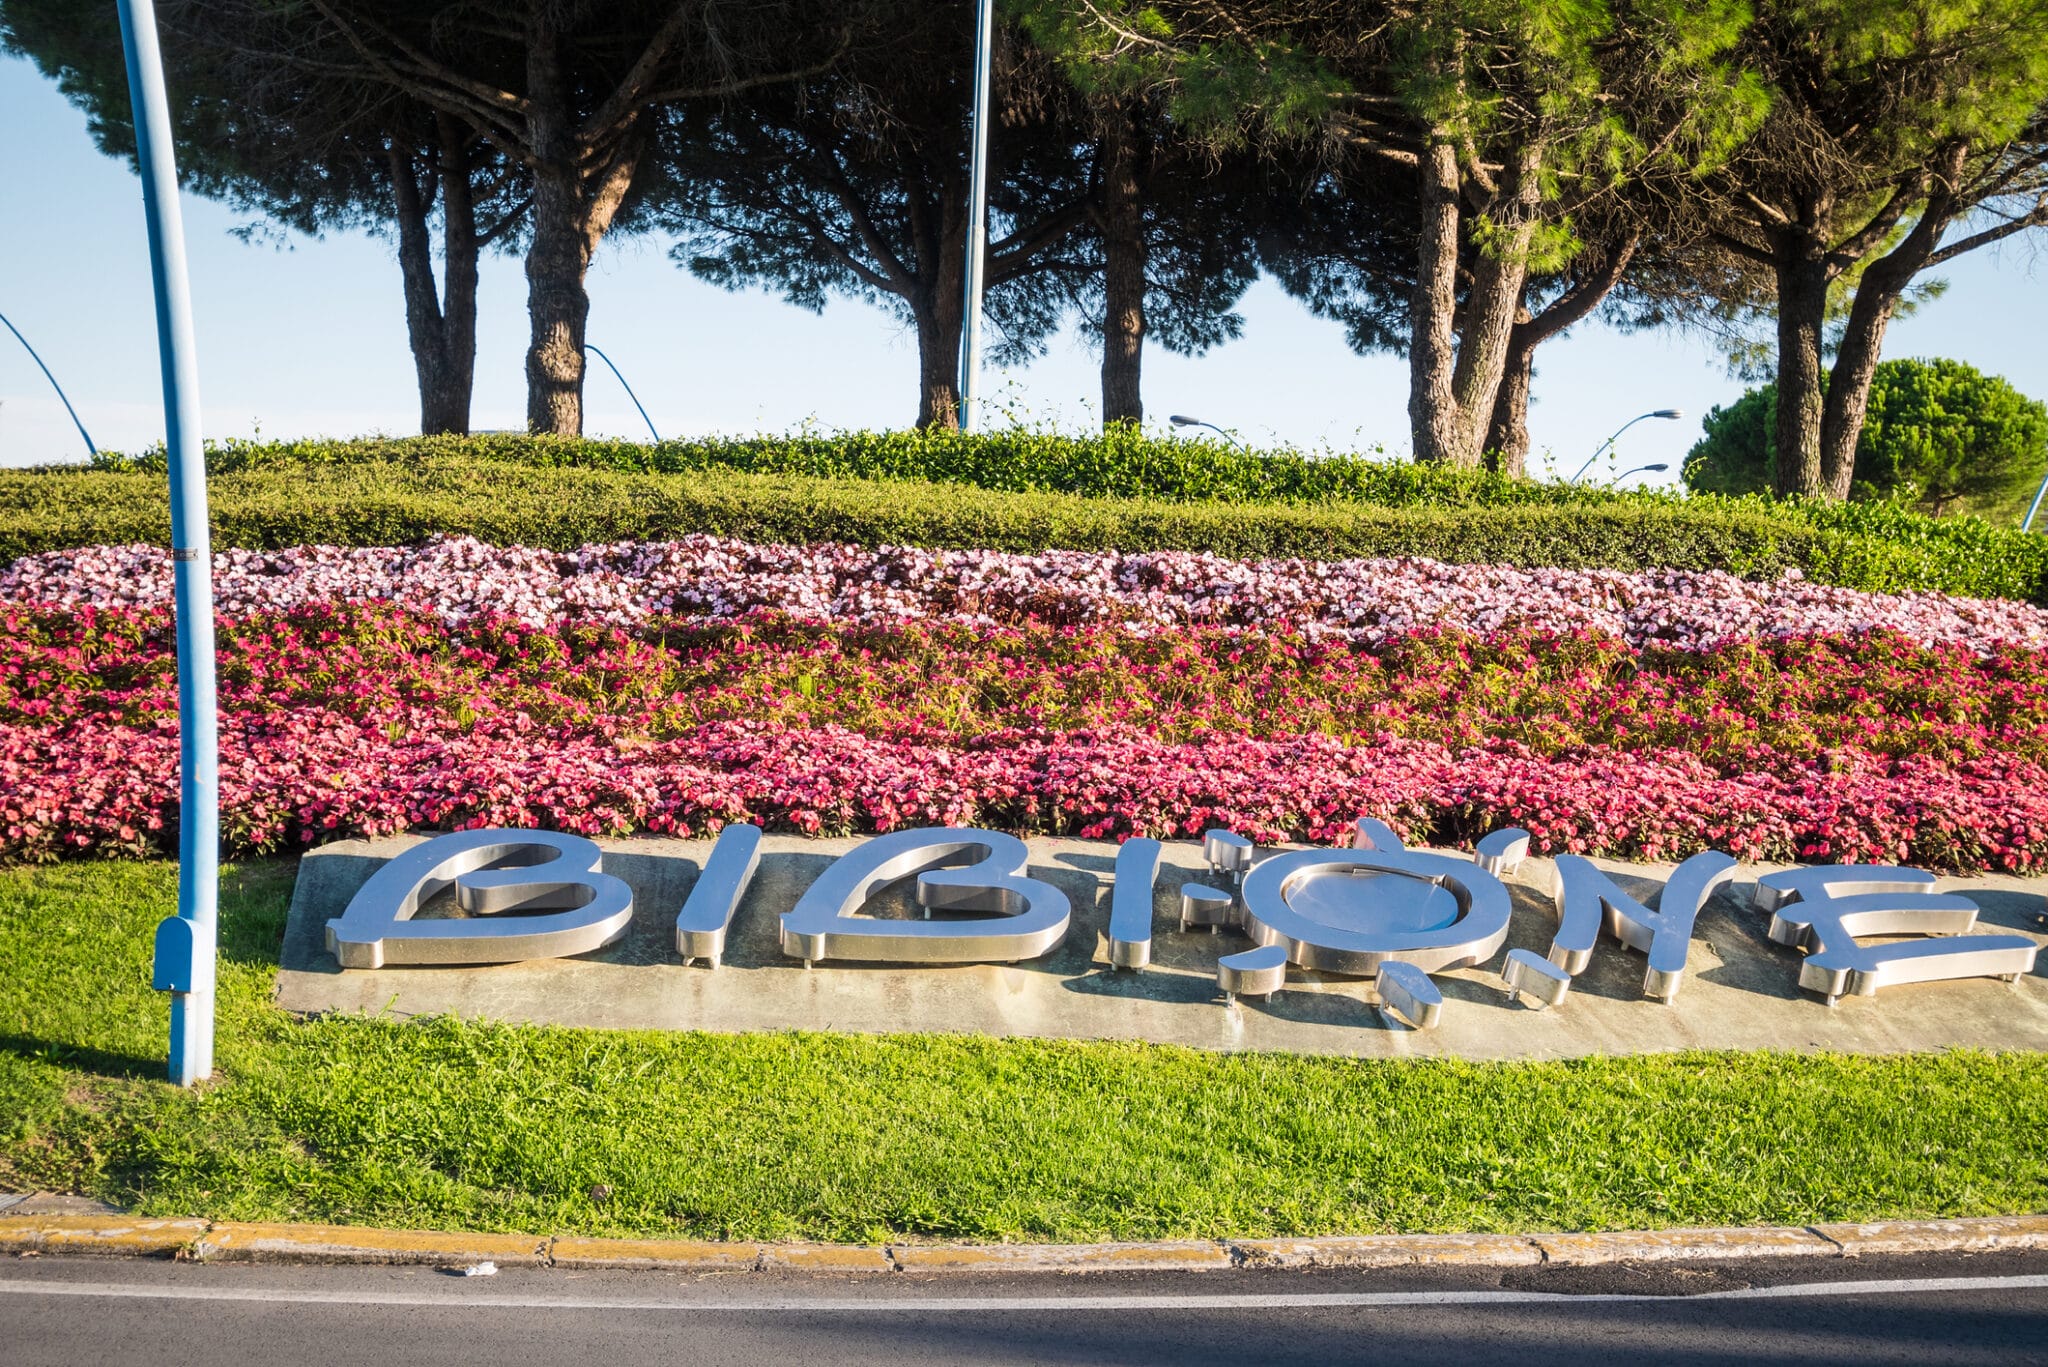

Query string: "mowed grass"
[2, 860, 2044, 1242]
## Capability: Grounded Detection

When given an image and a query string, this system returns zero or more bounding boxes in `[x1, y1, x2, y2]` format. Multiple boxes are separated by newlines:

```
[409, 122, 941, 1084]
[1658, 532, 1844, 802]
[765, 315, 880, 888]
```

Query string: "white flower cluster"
[9, 534, 2048, 654]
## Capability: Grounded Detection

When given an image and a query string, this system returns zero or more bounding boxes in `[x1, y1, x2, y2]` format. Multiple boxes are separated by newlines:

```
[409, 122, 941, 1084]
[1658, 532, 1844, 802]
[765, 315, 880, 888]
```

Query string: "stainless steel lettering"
[1549, 851, 1738, 1001]
[1474, 828, 1530, 877]
[779, 827, 1070, 966]
[675, 823, 764, 968]
[1377, 960, 1444, 1029]
[326, 829, 633, 969]
[1179, 884, 1237, 931]
[1500, 946, 1572, 1008]
[1351, 818, 1404, 851]
[1238, 847, 1513, 976]
[1108, 837, 1163, 969]
[1754, 866, 2039, 1004]
[1217, 943, 1289, 1003]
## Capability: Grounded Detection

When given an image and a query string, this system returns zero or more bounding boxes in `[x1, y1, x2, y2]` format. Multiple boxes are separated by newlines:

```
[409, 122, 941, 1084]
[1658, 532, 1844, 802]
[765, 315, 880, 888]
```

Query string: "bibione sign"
[322, 818, 2039, 1030]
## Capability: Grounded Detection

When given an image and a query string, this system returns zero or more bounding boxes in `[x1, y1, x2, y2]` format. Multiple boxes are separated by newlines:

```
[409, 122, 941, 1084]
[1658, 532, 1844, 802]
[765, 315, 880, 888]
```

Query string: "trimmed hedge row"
[10, 456, 2048, 600]
[91, 429, 1606, 507]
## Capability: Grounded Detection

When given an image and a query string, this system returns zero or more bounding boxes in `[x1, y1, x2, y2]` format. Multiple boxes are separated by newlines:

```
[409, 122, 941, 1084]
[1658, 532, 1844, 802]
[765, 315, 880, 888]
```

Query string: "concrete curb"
[4, 1212, 2046, 1274]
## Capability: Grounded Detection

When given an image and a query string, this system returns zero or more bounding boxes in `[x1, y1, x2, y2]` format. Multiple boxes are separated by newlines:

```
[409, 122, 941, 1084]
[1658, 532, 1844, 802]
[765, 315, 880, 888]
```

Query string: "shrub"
[1684, 358, 2048, 519]
[87, 429, 1665, 508]
[8, 453, 2048, 601]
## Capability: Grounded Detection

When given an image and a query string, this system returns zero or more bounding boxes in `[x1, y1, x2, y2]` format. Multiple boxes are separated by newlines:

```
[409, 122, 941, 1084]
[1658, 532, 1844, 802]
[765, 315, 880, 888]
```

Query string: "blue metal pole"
[956, 0, 994, 433]
[2023, 467, 2048, 533]
[116, 0, 220, 1087]
[0, 310, 98, 459]
[584, 345, 661, 443]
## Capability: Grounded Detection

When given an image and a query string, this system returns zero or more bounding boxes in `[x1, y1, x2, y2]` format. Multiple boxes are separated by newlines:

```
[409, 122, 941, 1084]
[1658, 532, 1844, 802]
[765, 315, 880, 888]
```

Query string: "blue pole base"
[167, 990, 214, 1086]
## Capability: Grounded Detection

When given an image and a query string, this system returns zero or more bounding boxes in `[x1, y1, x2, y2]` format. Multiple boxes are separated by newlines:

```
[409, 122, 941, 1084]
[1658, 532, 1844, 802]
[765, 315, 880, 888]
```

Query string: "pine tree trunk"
[524, 168, 591, 437]
[389, 142, 469, 437]
[1771, 244, 1830, 499]
[913, 246, 966, 429]
[1098, 105, 1147, 427]
[435, 114, 479, 437]
[520, 27, 640, 437]
[1815, 282, 1896, 501]
[1818, 192, 1953, 501]
[909, 186, 968, 429]
[1485, 329, 1534, 478]
[1408, 139, 1466, 465]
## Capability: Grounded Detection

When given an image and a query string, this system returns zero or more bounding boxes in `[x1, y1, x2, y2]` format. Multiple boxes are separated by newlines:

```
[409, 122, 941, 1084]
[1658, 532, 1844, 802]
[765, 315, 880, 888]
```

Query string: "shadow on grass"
[0, 1033, 163, 1082]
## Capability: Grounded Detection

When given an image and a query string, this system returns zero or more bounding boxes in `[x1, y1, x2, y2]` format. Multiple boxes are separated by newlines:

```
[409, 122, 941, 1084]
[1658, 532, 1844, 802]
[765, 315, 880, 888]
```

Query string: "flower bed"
[8, 536, 2048, 870]
[6, 712, 2047, 870]
[6, 606, 2048, 768]
[9, 534, 2048, 652]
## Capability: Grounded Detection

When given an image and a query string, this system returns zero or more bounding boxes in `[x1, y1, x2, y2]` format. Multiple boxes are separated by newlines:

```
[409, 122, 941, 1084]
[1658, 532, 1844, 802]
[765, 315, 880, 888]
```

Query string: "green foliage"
[1685, 359, 2048, 518]
[5, 859, 2047, 1239]
[1684, 386, 1777, 496]
[1859, 358, 2048, 515]
[12, 439, 2048, 602]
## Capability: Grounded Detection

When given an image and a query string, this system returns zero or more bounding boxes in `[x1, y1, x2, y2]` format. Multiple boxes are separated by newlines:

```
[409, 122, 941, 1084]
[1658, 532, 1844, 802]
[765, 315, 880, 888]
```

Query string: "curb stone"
[4, 1212, 2046, 1273]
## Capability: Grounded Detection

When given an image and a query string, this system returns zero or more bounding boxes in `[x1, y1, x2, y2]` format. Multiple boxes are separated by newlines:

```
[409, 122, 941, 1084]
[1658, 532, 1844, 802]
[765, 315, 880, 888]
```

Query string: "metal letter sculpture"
[1377, 960, 1444, 1029]
[1351, 817, 1404, 851]
[1753, 866, 2038, 1005]
[1179, 884, 1237, 931]
[1237, 846, 1515, 977]
[326, 830, 634, 969]
[1548, 851, 1738, 1002]
[1218, 944, 1289, 1002]
[1203, 828, 1256, 885]
[1500, 947, 1572, 1009]
[675, 823, 764, 968]
[779, 827, 1070, 966]
[1474, 828, 1531, 877]
[1107, 837, 1163, 969]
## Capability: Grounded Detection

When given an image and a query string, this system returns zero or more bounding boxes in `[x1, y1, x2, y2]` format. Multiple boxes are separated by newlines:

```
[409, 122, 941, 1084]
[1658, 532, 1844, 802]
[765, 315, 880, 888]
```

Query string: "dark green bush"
[1684, 358, 2048, 519]
[11, 454, 2048, 601]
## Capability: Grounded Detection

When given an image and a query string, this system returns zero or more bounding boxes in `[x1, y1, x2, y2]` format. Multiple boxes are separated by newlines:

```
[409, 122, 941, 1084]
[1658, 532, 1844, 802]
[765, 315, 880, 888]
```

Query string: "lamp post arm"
[584, 345, 661, 443]
[2023, 466, 2048, 533]
[0, 309, 98, 459]
[1571, 413, 1655, 483]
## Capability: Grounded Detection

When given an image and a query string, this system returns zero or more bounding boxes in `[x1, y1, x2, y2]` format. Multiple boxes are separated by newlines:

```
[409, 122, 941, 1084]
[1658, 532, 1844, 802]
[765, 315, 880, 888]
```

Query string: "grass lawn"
[2, 858, 2044, 1243]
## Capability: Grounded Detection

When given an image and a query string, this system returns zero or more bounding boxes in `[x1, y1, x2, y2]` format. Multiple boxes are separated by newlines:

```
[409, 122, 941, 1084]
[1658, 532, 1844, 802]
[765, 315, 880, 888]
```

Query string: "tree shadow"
[0, 1032, 163, 1082]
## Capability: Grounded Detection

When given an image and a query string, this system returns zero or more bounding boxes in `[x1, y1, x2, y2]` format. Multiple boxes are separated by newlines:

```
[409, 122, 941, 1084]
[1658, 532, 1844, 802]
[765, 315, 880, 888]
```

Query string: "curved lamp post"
[1570, 409, 1683, 483]
[1169, 414, 1245, 450]
[0, 309, 98, 459]
[584, 344, 661, 443]
[1612, 462, 1671, 484]
[2022, 468, 2048, 532]
[956, 0, 995, 433]
[117, 0, 221, 1087]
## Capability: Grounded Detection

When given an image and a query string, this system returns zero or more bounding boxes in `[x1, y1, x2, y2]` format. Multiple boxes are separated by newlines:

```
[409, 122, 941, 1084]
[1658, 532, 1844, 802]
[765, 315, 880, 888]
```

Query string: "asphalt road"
[4, 1251, 2046, 1366]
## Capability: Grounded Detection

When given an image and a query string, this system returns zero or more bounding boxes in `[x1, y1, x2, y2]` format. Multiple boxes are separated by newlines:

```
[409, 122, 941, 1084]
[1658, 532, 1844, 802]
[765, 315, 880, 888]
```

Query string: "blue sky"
[3, 50, 2046, 486]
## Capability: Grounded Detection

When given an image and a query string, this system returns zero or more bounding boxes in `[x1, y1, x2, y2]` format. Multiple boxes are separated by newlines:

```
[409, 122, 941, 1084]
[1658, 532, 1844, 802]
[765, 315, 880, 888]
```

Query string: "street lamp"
[1611, 462, 1671, 484]
[2022, 467, 2048, 532]
[1570, 409, 1684, 482]
[1169, 414, 1244, 449]
[584, 344, 661, 443]
[0, 309, 98, 459]
[117, 0, 222, 1088]
[956, 0, 995, 432]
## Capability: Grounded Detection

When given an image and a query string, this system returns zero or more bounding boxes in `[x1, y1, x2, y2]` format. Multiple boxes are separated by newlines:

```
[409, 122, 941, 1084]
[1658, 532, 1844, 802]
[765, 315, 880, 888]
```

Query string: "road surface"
[3, 1249, 2045, 1365]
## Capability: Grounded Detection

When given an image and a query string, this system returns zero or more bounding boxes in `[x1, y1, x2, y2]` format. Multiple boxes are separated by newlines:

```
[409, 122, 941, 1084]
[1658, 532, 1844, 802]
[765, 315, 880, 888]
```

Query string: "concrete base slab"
[274, 834, 2048, 1060]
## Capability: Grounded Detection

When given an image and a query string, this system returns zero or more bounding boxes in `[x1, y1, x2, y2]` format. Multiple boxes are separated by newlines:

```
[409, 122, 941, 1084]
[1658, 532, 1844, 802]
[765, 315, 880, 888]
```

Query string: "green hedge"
[90, 429, 1613, 507]
[10, 454, 2048, 601]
